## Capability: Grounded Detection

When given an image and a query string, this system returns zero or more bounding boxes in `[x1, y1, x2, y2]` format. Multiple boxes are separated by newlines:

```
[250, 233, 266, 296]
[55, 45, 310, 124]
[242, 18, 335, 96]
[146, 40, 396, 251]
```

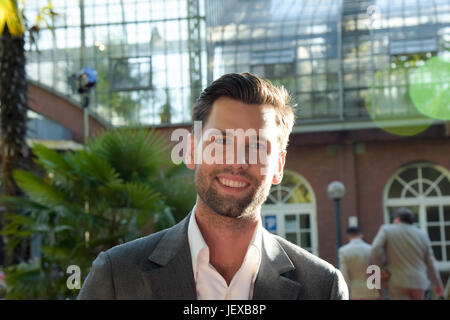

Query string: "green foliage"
[92, 43, 153, 124]
[153, 164, 197, 223]
[0, 128, 196, 299]
[159, 96, 172, 124]
[94, 55, 145, 123]
[364, 52, 438, 136]
[88, 128, 170, 182]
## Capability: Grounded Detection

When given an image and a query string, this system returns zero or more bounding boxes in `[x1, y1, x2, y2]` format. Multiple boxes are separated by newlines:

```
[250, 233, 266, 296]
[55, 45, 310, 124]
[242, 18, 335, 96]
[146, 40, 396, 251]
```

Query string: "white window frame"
[261, 170, 318, 255]
[383, 162, 450, 271]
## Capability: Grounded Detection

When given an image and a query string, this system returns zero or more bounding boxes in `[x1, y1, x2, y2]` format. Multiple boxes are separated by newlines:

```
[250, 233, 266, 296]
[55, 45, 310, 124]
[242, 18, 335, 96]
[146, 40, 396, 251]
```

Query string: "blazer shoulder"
[414, 226, 429, 237]
[106, 228, 169, 266]
[270, 234, 348, 299]
[103, 213, 191, 272]
[272, 234, 336, 276]
[375, 224, 393, 235]
[338, 242, 351, 253]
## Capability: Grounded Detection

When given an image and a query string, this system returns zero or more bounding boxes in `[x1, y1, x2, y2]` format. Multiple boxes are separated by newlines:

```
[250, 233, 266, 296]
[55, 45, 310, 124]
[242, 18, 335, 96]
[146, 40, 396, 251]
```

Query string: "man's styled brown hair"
[193, 72, 296, 151]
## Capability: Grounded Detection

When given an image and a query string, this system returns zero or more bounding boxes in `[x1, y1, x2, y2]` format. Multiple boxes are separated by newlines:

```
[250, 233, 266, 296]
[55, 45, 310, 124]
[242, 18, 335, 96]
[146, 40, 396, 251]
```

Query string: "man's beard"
[195, 166, 272, 220]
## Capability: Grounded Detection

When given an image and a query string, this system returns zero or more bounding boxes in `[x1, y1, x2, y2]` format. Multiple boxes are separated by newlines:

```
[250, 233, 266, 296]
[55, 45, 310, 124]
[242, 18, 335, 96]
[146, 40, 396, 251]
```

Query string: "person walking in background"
[371, 207, 444, 300]
[339, 226, 381, 300]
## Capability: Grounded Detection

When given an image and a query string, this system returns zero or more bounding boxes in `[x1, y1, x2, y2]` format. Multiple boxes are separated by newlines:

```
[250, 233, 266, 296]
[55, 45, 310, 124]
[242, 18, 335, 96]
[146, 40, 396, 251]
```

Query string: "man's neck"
[194, 198, 260, 284]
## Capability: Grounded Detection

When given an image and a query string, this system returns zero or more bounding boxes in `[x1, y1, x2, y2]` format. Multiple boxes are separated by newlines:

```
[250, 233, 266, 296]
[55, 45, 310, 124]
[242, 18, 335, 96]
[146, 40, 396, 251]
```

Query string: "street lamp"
[327, 181, 346, 267]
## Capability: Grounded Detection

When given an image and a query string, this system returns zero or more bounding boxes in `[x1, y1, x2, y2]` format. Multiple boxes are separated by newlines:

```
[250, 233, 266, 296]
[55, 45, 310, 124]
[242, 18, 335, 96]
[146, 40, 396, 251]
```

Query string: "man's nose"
[225, 141, 249, 167]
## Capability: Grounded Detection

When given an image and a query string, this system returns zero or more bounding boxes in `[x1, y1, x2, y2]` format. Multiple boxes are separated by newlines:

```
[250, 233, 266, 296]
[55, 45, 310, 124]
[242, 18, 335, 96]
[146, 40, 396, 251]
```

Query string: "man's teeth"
[219, 178, 247, 188]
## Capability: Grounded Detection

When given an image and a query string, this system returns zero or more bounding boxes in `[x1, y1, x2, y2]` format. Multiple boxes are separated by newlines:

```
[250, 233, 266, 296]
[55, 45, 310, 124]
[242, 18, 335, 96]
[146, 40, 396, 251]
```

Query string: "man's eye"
[214, 136, 232, 145]
[249, 142, 266, 150]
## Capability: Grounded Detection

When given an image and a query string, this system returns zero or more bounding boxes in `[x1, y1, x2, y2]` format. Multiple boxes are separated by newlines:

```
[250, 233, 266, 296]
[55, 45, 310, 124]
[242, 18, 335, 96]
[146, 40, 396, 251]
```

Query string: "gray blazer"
[78, 212, 348, 300]
[371, 223, 443, 290]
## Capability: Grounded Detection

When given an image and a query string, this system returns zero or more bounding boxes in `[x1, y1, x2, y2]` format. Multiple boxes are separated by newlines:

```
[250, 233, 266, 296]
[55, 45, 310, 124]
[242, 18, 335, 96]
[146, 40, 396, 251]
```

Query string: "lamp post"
[327, 181, 346, 267]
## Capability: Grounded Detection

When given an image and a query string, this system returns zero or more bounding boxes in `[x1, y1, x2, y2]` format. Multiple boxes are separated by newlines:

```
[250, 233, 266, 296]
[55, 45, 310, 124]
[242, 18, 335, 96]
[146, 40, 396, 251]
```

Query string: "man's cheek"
[258, 153, 275, 177]
[259, 162, 280, 179]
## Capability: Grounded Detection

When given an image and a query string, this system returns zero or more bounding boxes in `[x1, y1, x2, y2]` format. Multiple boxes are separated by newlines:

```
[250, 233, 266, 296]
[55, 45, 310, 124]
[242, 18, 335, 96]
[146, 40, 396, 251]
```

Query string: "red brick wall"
[285, 126, 450, 265]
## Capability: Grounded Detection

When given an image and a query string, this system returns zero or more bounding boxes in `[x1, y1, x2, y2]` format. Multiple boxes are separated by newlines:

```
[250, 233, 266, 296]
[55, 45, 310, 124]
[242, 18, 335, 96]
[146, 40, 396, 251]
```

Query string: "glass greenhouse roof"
[23, 0, 450, 130]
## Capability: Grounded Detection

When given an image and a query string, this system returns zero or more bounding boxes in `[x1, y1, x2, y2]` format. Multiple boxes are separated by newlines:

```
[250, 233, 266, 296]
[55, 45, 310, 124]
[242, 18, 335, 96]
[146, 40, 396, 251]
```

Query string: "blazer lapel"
[253, 230, 301, 300]
[141, 212, 197, 300]
[139, 212, 302, 300]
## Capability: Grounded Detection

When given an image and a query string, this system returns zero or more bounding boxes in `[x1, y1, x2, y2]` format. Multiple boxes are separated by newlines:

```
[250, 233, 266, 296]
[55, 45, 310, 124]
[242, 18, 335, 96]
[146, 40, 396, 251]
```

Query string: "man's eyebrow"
[217, 130, 269, 142]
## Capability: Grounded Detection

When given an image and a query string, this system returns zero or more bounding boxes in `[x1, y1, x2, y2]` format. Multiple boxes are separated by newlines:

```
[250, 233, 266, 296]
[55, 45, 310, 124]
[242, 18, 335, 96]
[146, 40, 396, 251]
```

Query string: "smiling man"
[78, 73, 348, 300]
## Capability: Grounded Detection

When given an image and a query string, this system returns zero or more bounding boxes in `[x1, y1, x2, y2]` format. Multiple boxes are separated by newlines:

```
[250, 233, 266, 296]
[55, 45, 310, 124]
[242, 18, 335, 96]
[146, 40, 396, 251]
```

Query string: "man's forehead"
[205, 97, 278, 131]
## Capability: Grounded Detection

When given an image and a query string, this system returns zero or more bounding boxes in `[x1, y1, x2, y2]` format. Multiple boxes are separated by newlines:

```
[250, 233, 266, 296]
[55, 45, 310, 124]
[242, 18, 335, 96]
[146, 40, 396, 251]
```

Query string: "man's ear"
[272, 150, 286, 185]
[185, 133, 196, 170]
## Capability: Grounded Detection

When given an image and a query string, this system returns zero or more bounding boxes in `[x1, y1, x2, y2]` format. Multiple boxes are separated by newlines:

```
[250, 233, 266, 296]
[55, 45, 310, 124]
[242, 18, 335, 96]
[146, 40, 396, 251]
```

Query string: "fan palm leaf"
[88, 128, 171, 182]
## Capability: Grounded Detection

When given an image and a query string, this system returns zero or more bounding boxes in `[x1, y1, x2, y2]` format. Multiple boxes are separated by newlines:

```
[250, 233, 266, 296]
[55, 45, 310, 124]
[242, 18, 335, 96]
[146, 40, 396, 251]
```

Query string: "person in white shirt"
[339, 226, 380, 300]
[79, 73, 348, 300]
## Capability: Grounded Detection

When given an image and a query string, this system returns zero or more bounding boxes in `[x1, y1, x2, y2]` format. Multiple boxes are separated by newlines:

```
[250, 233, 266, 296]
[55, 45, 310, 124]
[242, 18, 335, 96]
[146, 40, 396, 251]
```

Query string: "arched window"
[262, 170, 318, 255]
[383, 162, 450, 270]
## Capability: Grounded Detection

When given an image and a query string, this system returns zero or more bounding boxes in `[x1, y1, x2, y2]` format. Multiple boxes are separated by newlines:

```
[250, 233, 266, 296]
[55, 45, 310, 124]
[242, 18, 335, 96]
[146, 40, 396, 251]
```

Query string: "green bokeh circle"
[409, 56, 450, 120]
[365, 65, 434, 137]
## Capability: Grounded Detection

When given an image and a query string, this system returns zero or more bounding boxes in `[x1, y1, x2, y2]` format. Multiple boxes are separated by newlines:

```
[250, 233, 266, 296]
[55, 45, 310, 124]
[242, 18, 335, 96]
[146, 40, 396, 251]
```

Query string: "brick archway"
[27, 82, 107, 143]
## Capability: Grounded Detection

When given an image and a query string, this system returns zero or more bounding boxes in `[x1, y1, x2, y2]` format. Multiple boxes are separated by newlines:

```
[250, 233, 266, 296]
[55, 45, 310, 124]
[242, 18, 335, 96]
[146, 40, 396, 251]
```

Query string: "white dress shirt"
[187, 206, 262, 300]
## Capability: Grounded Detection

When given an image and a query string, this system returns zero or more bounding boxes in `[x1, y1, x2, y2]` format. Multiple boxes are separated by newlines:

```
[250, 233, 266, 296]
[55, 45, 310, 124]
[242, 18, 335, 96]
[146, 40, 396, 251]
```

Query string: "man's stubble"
[194, 165, 273, 222]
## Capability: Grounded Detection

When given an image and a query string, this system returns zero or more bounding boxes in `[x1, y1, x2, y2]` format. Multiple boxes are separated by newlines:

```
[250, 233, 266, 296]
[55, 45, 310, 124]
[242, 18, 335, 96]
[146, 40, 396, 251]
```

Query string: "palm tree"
[0, 0, 29, 266]
[1, 128, 195, 299]
[0, 0, 55, 266]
